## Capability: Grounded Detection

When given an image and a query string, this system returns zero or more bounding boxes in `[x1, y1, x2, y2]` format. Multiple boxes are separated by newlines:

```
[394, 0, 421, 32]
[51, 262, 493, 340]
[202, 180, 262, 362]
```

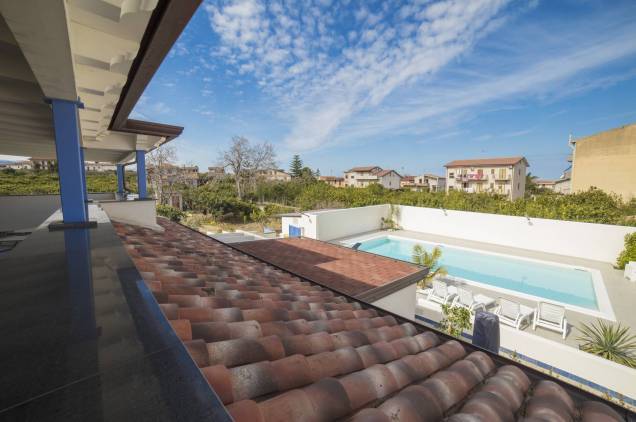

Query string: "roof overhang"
[0, 0, 199, 164]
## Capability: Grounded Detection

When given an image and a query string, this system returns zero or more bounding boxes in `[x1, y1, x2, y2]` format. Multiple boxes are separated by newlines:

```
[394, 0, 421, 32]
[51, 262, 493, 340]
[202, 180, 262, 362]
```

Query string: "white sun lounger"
[495, 298, 535, 330]
[533, 302, 568, 339]
[453, 287, 496, 312]
[427, 280, 457, 305]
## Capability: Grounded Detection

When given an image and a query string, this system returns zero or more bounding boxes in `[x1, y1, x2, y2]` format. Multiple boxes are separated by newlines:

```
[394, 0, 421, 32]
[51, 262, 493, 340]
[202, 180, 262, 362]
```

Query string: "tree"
[525, 172, 539, 194]
[290, 154, 303, 178]
[146, 145, 187, 206]
[219, 136, 276, 199]
[412, 244, 447, 288]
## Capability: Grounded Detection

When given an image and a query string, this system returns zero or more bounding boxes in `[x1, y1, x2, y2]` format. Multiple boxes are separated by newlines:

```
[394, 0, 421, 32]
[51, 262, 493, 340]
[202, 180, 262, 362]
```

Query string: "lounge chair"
[427, 280, 457, 305]
[533, 302, 568, 339]
[495, 298, 535, 330]
[453, 287, 496, 312]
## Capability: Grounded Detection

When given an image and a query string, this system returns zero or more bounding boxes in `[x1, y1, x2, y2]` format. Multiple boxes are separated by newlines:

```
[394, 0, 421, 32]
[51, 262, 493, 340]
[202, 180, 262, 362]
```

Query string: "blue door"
[289, 225, 301, 238]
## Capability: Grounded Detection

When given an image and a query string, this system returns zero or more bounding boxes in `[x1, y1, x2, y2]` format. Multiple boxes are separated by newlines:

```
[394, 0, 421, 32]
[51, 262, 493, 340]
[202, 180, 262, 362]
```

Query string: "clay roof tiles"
[114, 219, 627, 422]
[445, 156, 529, 167]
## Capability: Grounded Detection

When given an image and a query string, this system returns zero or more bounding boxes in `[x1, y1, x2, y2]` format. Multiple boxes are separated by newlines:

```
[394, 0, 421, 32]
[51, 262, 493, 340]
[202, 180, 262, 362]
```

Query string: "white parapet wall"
[285, 204, 634, 262]
[397, 205, 634, 263]
[98, 199, 163, 231]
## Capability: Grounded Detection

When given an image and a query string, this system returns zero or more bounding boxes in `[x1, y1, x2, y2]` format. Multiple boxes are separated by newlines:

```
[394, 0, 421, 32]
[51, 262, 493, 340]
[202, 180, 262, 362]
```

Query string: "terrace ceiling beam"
[0, 0, 77, 101]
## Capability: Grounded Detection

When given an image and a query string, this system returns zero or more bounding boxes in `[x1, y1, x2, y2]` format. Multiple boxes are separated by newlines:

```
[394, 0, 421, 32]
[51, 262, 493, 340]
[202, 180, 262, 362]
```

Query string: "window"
[517, 183, 520, 189]
[498, 168, 506, 179]
[449, 172, 454, 178]
[518, 169, 521, 176]
[490, 169, 495, 175]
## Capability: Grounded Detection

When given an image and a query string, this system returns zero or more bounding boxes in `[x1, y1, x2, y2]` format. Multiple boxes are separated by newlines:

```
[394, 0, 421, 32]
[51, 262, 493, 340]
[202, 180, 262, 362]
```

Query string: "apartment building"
[85, 161, 117, 172]
[318, 175, 345, 188]
[147, 163, 200, 188]
[207, 166, 225, 180]
[445, 156, 528, 200]
[256, 168, 292, 182]
[570, 123, 636, 200]
[344, 166, 402, 189]
[416, 174, 446, 192]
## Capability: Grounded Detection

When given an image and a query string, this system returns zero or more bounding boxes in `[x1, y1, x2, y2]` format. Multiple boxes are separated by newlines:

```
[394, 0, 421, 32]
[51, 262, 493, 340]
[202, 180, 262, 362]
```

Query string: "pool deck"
[334, 229, 636, 348]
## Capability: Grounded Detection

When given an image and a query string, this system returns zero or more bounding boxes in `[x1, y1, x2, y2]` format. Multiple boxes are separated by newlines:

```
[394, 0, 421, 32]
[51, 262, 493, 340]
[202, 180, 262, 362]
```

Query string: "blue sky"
[131, 0, 636, 179]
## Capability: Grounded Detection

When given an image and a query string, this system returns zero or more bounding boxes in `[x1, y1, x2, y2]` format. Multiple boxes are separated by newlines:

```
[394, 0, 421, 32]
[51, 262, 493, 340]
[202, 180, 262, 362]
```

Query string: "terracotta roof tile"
[112, 219, 630, 422]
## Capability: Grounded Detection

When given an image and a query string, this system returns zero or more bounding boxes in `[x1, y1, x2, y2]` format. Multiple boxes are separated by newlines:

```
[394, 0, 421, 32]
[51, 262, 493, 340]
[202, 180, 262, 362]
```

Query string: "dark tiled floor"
[233, 237, 423, 296]
[0, 209, 228, 421]
[115, 219, 632, 422]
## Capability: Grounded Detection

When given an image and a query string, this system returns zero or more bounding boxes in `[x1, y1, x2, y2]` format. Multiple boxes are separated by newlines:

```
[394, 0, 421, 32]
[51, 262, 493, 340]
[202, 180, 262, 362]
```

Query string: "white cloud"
[205, 0, 636, 152]
[206, 0, 511, 151]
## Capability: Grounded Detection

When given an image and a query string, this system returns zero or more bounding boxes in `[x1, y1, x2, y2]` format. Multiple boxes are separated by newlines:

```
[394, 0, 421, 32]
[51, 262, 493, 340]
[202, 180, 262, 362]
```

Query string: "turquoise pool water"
[355, 236, 598, 310]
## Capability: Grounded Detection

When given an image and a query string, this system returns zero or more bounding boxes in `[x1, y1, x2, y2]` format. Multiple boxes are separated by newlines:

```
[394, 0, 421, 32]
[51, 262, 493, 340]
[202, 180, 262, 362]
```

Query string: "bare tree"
[146, 145, 194, 206]
[218, 136, 276, 199]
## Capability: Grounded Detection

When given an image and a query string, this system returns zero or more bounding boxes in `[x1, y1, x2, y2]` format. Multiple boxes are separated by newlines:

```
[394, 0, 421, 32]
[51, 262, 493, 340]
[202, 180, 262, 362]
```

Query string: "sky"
[6, 0, 635, 179]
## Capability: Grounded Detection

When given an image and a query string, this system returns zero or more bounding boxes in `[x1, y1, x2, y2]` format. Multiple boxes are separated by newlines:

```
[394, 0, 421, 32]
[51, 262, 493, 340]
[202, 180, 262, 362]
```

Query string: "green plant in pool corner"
[380, 203, 401, 230]
[439, 304, 471, 338]
[412, 244, 447, 288]
[616, 232, 636, 269]
[576, 320, 636, 368]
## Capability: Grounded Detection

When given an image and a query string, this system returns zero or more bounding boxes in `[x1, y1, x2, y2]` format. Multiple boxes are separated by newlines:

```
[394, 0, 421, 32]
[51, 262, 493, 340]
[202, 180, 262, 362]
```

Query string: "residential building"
[0, 160, 32, 170]
[256, 168, 292, 182]
[207, 166, 225, 179]
[344, 166, 402, 189]
[535, 179, 556, 191]
[570, 123, 636, 200]
[415, 174, 446, 192]
[318, 175, 345, 188]
[85, 161, 117, 172]
[147, 163, 200, 188]
[400, 175, 415, 188]
[554, 170, 572, 194]
[445, 156, 529, 200]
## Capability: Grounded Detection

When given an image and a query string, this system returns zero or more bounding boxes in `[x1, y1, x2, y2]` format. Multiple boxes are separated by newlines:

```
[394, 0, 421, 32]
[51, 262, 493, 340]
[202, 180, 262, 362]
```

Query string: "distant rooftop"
[445, 156, 529, 167]
[347, 166, 381, 172]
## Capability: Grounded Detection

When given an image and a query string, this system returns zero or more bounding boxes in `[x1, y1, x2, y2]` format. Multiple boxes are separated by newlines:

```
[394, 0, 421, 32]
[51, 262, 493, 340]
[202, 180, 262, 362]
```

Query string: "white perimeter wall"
[371, 283, 417, 322]
[397, 205, 634, 263]
[99, 200, 163, 231]
[313, 205, 389, 241]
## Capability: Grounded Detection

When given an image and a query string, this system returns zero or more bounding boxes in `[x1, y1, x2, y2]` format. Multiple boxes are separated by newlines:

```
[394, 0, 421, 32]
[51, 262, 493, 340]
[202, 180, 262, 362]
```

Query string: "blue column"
[116, 164, 125, 195]
[50, 98, 88, 223]
[136, 150, 147, 199]
[80, 147, 88, 216]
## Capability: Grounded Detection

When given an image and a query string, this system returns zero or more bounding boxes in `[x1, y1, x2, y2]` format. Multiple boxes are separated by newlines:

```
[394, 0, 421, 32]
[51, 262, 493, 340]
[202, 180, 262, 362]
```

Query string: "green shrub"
[156, 205, 185, 222]
[439, 304, 472, 338]
[577, 320, 636, 368]
[616, 232, 636, 269]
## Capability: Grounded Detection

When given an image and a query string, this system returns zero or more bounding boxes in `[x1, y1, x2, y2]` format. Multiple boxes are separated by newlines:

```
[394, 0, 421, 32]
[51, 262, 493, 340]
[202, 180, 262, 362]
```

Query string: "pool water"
[355, 236, 598, 310]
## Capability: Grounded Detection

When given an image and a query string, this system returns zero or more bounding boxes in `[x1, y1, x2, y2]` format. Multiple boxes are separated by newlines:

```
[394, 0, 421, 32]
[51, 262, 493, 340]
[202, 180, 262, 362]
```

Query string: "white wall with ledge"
[98, 199, 163, 231]
[288, 204, 634, 263]
[397, 205, 634, 263]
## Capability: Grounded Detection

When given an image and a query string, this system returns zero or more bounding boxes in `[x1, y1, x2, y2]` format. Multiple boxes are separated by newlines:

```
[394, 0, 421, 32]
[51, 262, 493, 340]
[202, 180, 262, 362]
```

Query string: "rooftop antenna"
[568, 133, 576, 150]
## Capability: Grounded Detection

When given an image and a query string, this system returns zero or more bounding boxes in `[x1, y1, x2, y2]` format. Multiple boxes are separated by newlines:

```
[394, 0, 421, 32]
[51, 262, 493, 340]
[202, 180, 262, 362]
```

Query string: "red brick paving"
[233, 237, 421, 296]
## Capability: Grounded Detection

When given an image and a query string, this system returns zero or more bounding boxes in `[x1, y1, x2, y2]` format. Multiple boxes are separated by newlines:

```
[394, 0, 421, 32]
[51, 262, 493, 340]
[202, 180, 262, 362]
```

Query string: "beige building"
[207, 166, 225, 180]
[401, 174, 446, 192]
[85, 161, 117, 172]
[445, 157, 528, 200]
[256, 168, 292, 182]
[318, 176, 345, 188]
[344, 166, 402, 189]
[570, 123, 636, 200]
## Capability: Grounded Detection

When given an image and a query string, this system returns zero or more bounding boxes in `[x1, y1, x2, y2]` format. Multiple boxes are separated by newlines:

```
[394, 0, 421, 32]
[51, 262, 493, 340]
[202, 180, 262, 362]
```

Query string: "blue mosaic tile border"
[414, 314, 635, 408]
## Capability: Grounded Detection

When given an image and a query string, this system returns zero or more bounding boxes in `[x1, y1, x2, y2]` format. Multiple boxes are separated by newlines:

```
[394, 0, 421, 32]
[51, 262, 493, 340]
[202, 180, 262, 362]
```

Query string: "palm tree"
[412, 244, 447, 288]
[525, 172, 539, 194]
[577, 320, 636, 368]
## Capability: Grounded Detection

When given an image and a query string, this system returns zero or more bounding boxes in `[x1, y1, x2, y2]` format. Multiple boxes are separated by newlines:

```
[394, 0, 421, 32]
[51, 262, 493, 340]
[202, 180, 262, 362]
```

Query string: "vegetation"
[380, 203, 401, 230]
[0, 169, 137, 195]
[577, 320, 636, 368]
[290, 154, 303, 178]
[254, 181, 635, 226]
[412, 244, 447, 288]
[217, 136, 275, 199]
[616, 232, 636, 269]
[156, 204, 185, 222]
[439, 304, 472, 338]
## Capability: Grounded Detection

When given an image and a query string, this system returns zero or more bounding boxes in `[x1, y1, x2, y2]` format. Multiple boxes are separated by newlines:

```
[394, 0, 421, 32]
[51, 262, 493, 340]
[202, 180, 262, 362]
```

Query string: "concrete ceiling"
[0, 0, 167, 163]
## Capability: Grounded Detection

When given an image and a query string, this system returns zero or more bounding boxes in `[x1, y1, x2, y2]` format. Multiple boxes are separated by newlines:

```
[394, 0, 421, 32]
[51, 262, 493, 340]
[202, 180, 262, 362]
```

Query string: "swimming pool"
[349, 235, 608, 314]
